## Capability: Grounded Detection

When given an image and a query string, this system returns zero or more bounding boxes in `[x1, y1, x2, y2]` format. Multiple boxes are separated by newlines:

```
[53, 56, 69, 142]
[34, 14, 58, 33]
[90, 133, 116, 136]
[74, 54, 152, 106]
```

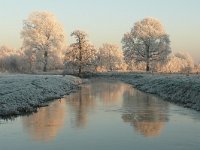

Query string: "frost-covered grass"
[0, 74, 81, 117]
[92, 72, 200, 111]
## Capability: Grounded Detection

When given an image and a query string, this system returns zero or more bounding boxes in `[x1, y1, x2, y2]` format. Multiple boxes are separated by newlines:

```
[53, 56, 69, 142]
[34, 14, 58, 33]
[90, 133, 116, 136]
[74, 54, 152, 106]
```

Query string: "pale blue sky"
[0, 0, 200, 62]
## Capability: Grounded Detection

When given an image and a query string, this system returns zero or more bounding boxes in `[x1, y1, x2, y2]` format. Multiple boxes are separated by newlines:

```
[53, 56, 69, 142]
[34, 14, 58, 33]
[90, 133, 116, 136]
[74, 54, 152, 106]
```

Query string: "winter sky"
[0, 0, 200, 62]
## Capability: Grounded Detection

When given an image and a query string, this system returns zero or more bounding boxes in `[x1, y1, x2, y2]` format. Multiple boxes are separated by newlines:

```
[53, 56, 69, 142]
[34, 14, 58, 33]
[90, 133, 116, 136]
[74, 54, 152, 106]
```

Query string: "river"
[0, 79, 200, 150]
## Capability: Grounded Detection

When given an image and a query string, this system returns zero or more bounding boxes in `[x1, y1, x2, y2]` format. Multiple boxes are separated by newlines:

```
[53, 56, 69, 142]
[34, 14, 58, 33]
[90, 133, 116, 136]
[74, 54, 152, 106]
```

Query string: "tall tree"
[122, 17, 171, 71]
[21, 11, 65, 72]
[65, 30, 96, 75]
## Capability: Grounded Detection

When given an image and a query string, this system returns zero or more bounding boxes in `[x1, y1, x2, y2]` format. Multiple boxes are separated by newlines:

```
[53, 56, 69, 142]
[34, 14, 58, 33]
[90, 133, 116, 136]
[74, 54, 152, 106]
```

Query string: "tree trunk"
[29, 62, 32, 72]
[78, 38, 82, 76]
[146, 62, 150, 72]
[146, 44, 150, 72]
[43, 51, 48, 72]
[78, 66, 82, 76]
[109, 63, 113, 72]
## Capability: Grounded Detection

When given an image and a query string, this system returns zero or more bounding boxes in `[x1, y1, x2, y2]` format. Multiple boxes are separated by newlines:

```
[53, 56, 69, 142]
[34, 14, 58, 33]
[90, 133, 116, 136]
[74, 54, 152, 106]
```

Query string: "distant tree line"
[0, 11, 199, 74]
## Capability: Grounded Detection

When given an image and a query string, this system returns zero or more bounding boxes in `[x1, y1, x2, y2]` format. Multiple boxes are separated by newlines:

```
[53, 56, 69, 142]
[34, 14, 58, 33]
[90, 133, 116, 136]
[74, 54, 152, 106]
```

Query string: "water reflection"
[2, 80, 200, 150]
[66, 85, 95, 128]
[22, 100, 66, 142]
[65, 80, 127, 128]
[22, 79, 169, 142]
[122, 89, 169, 137]
[89, 80, 127, 106]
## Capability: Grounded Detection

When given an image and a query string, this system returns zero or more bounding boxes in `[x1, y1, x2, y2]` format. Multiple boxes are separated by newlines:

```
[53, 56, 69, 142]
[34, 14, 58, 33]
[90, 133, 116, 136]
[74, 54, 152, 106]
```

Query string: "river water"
[0, 79, 200, 150]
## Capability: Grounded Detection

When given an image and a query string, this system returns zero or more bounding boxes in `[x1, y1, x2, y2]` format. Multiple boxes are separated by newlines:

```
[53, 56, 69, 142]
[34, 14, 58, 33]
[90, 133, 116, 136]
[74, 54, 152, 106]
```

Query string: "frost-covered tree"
[174, 52, 194, 71]
[22, 47, 36, 72]
[122, 17, 171, 71]
[98, 43, 125, 71]
[0, 45, 17, 58]
[21, 11, 65, 72]
[126, 61, 146, 71]
[0, 45, 26, 72]
[161, 52, 194, 73]
[0, 46, 15, 71]
[64, 30, 97, 75]
[193, 64, 200, 73]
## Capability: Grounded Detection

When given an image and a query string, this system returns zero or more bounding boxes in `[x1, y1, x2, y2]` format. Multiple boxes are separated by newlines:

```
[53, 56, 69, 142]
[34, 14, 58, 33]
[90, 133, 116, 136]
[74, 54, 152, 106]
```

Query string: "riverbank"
[0, 74, 81, 117]
[1, 72, 200, 118]
[89, 72, 200, 111]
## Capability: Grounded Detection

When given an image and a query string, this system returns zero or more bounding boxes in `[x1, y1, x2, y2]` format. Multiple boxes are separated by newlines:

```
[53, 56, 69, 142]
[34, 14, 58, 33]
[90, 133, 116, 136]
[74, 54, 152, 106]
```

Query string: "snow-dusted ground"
[0, 74, 81, 117]
[94, 72, 200, 111]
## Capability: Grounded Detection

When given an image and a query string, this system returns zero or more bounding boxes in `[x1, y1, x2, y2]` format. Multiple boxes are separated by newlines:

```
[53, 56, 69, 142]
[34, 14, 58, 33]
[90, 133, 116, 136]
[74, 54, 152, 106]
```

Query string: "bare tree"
[122, 17, 171, 71]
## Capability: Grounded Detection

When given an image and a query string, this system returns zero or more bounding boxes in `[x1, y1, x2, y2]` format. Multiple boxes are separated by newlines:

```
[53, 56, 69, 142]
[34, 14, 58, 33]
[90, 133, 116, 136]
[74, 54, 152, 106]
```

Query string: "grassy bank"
[0, 74, 81, 118]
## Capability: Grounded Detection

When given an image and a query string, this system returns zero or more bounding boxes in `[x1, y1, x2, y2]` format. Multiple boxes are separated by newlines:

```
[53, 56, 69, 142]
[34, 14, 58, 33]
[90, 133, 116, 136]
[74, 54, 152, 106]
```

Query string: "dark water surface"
[1, 79, 200, 150]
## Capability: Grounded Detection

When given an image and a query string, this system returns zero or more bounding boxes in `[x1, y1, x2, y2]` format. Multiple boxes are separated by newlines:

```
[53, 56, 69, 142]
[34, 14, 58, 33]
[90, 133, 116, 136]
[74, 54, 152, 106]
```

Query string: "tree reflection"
[90, 80, 128, 106]
[66, 85, 95, 128]
[122, 89, 169, 137]
[65, 80, 130, 128]
[22, 80, 168, 141]
[22, 100, 66, 142]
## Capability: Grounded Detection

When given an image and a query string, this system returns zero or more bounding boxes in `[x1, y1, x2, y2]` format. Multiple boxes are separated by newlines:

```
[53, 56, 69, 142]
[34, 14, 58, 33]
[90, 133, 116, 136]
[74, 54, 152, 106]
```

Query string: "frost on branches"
[97, 43, 126, 72]
[122, 17, 171, 71]
[161, 52, 194, 73]
[0, 46, 25, 72]
[21, 11, 65, 72]
[64, 30, 97, 75]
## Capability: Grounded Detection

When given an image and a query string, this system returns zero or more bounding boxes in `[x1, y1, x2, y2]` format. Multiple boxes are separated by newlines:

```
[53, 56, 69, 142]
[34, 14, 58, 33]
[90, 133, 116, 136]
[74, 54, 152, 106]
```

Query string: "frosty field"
[0, 74, 81, 117]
